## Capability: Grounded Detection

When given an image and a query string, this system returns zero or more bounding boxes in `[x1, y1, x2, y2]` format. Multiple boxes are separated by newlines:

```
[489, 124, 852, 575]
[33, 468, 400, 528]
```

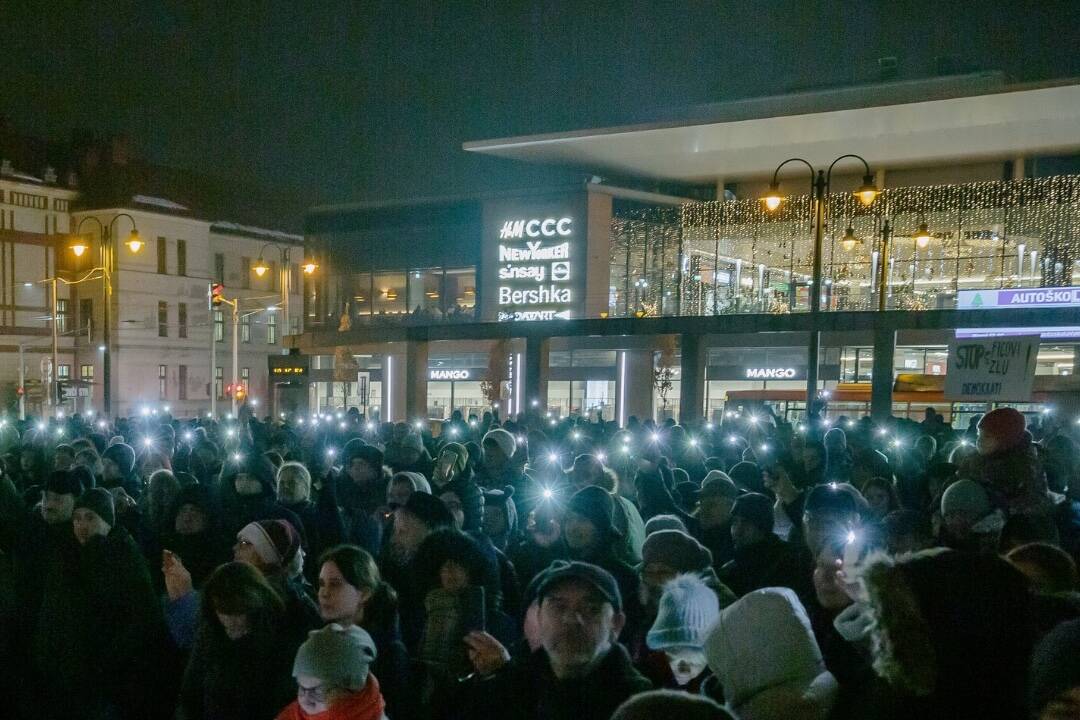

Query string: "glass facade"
[611, 176, 1080, 318]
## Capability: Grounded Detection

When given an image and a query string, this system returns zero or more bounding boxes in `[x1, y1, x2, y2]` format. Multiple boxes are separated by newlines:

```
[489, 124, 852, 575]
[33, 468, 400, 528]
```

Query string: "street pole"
[806, 170, 827, 414]
[281, 252, 290, 337]
[877, 219, 892, 312]
[231, 302, 239, 417]
[49, 277, 59, 411]
[102, 226, 112, 416]
[18, 343, 25, 420]
[210, 313, 217, 418]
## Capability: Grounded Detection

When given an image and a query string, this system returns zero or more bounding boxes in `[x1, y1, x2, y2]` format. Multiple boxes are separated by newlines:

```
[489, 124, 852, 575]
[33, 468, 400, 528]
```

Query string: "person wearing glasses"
[276, 623, 387, 720]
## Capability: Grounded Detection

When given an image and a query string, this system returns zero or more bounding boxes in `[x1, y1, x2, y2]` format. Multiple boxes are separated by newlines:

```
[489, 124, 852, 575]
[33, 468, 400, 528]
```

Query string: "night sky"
[2, 1, 1079, 223]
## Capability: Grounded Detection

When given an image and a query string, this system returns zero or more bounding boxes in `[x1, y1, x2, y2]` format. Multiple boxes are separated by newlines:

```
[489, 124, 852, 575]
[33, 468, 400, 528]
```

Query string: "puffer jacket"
[705, 587, 837, 720]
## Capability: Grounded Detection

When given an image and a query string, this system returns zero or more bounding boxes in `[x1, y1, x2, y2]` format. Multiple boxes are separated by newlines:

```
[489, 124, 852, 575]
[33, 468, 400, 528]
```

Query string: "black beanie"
[344, 438, 383, 469]
[731, 492, 775, 535]
[75, 487, 115, 527]
[102, 443, 136, 476]
[45, 470, 84, 497]
[68, 465, 95, 491]
[1030, 618, 1080, 715]
[567, 485, 622, 538]
[440, 477, 484, 533]
[403, 491, 455, 530]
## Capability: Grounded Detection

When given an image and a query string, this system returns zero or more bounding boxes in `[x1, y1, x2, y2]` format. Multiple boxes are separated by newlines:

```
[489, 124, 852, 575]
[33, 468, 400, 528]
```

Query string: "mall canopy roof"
[464, 74, 1080, 183]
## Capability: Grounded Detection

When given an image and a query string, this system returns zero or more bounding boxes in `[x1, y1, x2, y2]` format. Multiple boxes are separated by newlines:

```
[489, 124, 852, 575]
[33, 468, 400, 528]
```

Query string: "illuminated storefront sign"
[429, 369, 471, 381]
[957, 286, 1080, 338]
[269, 354, 309, 380]
[745, 367, 799, 379]
[494, 215, 577, 321]
[958, 286, 1080, 309]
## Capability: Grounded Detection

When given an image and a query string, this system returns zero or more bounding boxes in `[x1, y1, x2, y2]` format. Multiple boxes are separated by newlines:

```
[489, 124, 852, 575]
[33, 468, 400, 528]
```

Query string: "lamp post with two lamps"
[68, 213, 143, 415]
[761, 155, 880, 411]
[251, 244, 317, 336]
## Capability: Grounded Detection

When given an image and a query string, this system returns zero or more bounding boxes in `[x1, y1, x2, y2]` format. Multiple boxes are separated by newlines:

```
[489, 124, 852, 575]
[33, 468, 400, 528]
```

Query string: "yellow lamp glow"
[855, 174, 879, 206]
[301, 261, 318, 275]
[71, 242, 88, 258]
[914, 222, 932, 249]
[840, 226, 860, 252]
[253, 259, 269, 277]
[761, 182, 783, 212]
[125, 229, 143, 253]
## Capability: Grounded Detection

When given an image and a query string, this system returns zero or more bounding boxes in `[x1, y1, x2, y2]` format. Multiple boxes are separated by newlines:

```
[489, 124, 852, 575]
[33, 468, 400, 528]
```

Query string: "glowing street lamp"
[70, 241, 88, 257]
[125, 229, 144, 253]
[914, 222, 932, 249]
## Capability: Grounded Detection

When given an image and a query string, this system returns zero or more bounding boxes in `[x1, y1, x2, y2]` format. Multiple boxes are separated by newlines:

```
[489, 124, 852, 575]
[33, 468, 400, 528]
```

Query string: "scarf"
[276, 675, 385, 720]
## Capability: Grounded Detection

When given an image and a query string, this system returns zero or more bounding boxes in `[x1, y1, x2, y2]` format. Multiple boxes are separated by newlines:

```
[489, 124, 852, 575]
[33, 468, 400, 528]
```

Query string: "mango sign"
[943, 335, 1039, 401]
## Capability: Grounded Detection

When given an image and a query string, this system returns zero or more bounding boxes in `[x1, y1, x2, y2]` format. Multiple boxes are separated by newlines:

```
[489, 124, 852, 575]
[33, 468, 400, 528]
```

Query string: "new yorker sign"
[482, 194, 587, 322]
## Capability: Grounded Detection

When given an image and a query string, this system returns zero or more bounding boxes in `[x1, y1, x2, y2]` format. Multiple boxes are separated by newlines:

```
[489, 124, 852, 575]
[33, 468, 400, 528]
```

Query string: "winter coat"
[327, 468, 385, 556]
[611, 494, 646, 566]
[705, 587, 838, 720]
[719, 533, 811, 600]
[455, 643, 651, 720]
[282, 497, 347, 582]
[35, 526, 175, 720]
[179, 621, 298, 720]
[275, 675, 386, 720]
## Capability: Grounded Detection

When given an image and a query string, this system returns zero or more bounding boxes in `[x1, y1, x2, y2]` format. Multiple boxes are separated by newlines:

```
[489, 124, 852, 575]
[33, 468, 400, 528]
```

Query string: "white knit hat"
[237, 520, 305, 579]
[646, 573, 720, 651]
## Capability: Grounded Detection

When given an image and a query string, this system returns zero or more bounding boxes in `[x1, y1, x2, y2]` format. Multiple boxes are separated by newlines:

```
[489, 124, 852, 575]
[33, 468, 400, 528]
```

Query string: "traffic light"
[209, 283, 225, 309]
[224, 383, 234, 398]
[234, 385, 247, 402]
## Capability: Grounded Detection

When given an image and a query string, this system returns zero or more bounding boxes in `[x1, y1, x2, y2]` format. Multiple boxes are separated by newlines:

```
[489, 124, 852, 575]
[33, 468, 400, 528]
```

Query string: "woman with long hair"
[317, 545, 410, 718]
[178, 561, 299, 719]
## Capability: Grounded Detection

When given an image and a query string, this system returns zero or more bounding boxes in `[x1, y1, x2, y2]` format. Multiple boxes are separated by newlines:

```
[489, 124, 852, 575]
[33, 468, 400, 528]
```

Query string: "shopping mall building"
[283, 74, 1080, 425]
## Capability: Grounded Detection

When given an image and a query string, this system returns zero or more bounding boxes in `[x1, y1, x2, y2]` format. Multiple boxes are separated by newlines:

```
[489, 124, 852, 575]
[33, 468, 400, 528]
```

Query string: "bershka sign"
[429, 369, 471, 381]
[483, 195, 586, 323]
[943, 335, 1039, 401]
[745, 367, 799, 379]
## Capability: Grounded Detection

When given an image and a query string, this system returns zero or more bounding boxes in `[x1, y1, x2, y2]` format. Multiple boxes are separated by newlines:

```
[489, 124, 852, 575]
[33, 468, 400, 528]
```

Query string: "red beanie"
[977, 408, 1026, 450]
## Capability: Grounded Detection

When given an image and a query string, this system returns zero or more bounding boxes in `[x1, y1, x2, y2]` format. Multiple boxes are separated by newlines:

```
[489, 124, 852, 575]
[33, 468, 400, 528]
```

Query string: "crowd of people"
[2, 400, 1080, 720]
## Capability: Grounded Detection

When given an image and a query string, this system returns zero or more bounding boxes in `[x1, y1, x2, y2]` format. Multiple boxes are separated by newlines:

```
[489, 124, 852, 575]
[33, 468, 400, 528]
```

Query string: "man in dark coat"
[458, 561, 651, 720]
[720, 492, 811, 601]
[36, 488, 174, 719]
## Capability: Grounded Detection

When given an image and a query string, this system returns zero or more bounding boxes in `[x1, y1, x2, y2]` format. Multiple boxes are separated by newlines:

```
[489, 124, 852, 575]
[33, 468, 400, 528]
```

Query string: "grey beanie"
[293, 624, 377, 691]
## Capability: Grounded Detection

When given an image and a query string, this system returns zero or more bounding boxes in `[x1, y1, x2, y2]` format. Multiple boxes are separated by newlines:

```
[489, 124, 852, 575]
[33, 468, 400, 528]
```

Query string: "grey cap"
[292, 623, 377, 691]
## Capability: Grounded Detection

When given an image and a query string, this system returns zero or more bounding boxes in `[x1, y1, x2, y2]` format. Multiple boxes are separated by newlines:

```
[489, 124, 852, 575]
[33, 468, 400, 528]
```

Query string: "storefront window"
[1036, 345, 1076, 375]
[373, 272, 406, 315]
[407, 268, 443, 316]
[350, 272, 372, 317]
[444, 267, 476, 314]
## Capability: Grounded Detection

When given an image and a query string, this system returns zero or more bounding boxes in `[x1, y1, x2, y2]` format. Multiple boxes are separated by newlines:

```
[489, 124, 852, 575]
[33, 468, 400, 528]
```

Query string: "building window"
[9, 191, 47, 209]
[240, 313, 251, 343]
[56, 298, 69, 334]
[157, 237, 168, 274]
[178, 302, 188, 338]
[177, 239, 187, 276]
[80, 364, 94, 382]
[215, 366, 223, 399]
[241, 257, 251, 289]
[241, 367, 250, 393]
[79, 298, 93, 337]
[179, 365, 188, 400]
[158, 365, 167, 399]
[214, 253, 225, 284]
[58, 364, 70, 381]
[53, 198, 69, 212]
[214, 309, 224, 342]
[267, 312, 278, 344]
[158, 301, 168, 337]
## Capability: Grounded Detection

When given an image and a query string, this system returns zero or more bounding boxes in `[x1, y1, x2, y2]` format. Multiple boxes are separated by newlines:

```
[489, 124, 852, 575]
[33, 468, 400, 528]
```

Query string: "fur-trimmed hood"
[704, 587, 837, 720]
[859, 548, 1035, 718]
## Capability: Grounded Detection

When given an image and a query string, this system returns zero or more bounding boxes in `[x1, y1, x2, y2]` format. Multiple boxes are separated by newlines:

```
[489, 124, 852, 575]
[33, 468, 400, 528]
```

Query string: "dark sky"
[3, 0, 1079, 221]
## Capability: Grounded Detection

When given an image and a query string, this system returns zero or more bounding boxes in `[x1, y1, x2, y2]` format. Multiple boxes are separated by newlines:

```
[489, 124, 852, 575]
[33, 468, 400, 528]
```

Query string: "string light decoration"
[610, 175, 1080, 316]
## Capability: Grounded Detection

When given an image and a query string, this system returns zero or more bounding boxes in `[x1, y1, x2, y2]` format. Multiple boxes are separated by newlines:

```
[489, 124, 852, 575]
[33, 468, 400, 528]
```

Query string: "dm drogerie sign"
[943, 335, 1039, 402]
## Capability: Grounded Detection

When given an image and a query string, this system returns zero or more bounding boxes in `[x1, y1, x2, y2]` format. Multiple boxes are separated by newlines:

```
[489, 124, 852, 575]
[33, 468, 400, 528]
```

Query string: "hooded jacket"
[705, 587, 838, 720]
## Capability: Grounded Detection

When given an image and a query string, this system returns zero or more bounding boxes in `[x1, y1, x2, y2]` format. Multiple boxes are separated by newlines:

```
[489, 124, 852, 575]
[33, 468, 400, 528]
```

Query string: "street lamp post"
[252, 243, 318, 336]
[762, 155, 879, 412]
[72, 213, 142, 416]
